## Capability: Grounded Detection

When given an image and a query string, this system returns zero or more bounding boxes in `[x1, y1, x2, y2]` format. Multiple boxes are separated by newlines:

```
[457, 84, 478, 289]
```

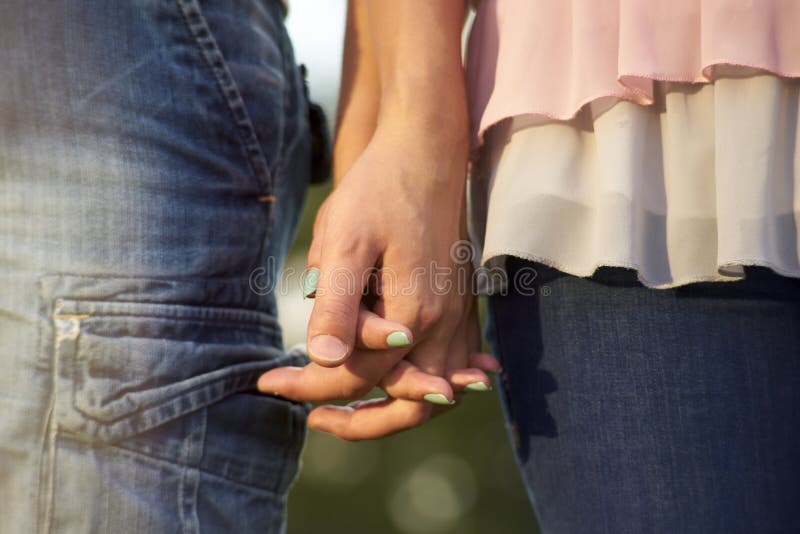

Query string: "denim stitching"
[39, 314, 65, 534]
[261, 4, 291, 186]
[71, 359, 279, 431]
[54, 299, 279, 331]
[175, 0, 274, 197]
[56, 419, 301, 496]
[80, 438, 292, 496]
[188, 409, 206, 533]
[178, 408, 204, 534]
[177, 431, 189, 532]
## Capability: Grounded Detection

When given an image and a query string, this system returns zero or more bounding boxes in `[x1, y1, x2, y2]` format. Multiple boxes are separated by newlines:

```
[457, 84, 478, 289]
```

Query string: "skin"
[258, 0, 499, 441]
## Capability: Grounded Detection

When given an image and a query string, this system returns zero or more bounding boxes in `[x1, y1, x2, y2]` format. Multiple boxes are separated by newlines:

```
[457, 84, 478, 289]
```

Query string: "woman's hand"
[301, 0, 472, 367]
[304, 122, 468, 367]
[258, 123, 498, 439]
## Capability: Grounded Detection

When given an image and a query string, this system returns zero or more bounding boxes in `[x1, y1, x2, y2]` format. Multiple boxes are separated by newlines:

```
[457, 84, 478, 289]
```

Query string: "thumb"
[306, 244, 377, 367]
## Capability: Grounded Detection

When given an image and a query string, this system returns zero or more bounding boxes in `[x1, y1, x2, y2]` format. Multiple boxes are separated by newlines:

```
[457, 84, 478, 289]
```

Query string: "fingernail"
[308, 334, 348, 364]
[465, 382, 491, 392]
[423, 393, 454, 406]
[303, 267, 319, 298]
[386, 331, 412, 347]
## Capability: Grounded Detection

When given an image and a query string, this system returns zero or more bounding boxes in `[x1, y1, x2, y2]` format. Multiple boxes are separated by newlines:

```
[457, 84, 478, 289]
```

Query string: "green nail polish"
[386, 331, 412, 347]
[303, 268, 319, 298]
[423, 393, 453, 406]
[465, 382, 491, 392]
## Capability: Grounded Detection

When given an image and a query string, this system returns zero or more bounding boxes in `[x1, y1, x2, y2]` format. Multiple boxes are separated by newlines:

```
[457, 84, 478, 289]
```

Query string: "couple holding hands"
[2, 1, 799, 533]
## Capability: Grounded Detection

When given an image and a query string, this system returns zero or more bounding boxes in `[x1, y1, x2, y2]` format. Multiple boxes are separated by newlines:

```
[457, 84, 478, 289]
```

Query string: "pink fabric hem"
[466, 0, 800, 149]
[473, 64, 800, 148]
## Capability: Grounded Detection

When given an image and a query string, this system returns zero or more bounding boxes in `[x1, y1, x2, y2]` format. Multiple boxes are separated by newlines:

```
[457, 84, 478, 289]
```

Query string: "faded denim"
[488, 258, 800, 534]
[0, 1, 310, 532]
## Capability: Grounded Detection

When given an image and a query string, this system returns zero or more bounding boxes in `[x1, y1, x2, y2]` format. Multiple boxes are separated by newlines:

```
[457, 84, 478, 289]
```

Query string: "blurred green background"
[281, 3, 538, 532]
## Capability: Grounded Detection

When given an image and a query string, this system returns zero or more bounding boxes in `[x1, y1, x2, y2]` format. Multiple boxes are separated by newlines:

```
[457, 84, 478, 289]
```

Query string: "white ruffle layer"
[471, 74, 800, 289]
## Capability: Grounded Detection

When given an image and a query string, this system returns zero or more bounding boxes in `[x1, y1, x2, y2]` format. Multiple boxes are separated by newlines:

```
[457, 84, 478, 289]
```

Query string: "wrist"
[376, 99, 469, 159]
[378, 83, 468, 137]
[372, 120, 468, 192]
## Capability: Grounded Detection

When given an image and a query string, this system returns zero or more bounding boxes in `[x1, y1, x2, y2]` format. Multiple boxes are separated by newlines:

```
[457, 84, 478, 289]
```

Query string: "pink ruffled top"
[466, 0, 800, 148]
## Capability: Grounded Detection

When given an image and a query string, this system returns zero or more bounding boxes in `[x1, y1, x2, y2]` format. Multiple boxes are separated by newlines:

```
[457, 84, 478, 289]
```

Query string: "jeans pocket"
[51, 298, 303, 445]
[37, 276, 309, 532]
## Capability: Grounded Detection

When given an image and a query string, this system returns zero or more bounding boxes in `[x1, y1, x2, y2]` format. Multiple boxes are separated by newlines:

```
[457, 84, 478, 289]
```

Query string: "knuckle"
[329, 270, 362, 297]
[311, 203, 330, 238]
[330, 235, 366, 257]
[313, 299, 358, 332]
[323, 223, 373, 258]
[445, 298, 466, 324]
[415, 299, 446, 332]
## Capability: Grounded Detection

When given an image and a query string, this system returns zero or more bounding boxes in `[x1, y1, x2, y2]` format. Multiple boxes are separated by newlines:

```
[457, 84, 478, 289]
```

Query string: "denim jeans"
[0, 1, 310, 532]
[488, 258, 800, 534]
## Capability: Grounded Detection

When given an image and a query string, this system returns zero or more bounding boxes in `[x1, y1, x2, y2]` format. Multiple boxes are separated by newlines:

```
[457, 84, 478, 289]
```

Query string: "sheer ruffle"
[471, 75, 800, 289]
[467, 0, 800, 148]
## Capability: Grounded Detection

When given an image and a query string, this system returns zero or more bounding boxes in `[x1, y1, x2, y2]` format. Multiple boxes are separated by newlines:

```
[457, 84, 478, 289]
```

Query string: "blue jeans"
[488, 258, 800, 534]
[0, 1, 310, 532]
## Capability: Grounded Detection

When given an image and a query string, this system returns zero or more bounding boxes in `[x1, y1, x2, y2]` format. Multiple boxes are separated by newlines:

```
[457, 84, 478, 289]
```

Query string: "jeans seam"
[487, 296, 540, 510]
[174, 0, 274, 197]
[272, 10, 292, 184]
[179, 408, 205, 534]
[36, 278, 61, 534]
[70, 361, 275, 435]
[55, 431, 291, 497]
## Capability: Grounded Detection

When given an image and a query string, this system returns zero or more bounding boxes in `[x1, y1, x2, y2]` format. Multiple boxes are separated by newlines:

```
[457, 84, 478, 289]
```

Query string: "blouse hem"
[480, 248, 800, 291]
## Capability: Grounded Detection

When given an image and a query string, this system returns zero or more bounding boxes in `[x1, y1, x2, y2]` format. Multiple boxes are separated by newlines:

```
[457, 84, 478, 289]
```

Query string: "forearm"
[334, 0, 380, 183]
[335, 1, 469, 183]
[365, 0, 469, 144]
